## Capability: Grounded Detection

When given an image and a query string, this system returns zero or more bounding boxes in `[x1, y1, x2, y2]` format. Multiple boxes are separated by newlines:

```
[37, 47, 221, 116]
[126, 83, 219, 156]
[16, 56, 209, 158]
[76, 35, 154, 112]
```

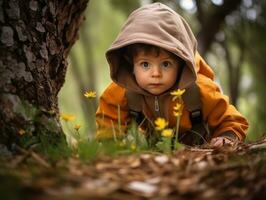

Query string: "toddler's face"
[133, 49, 180, 95]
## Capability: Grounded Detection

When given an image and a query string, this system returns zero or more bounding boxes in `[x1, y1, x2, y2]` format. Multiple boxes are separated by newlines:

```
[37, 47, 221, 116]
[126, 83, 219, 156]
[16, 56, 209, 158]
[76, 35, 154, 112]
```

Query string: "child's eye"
[140, 62, 150, 68]
[161, 61, 172, 68]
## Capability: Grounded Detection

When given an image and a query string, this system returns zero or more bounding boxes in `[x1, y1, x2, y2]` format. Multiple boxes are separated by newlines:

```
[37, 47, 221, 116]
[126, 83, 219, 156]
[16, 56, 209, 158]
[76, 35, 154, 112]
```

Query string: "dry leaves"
[1, 138, 266, 200]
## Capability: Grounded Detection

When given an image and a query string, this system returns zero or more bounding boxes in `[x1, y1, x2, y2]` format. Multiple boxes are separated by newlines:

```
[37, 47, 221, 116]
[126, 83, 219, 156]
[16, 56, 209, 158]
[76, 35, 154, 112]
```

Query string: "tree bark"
[0, 0, 89, 147]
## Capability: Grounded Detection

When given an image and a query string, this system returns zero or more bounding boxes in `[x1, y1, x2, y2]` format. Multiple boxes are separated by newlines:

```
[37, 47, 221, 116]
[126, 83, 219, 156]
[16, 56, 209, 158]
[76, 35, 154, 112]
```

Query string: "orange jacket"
[95, 3, 248, 141]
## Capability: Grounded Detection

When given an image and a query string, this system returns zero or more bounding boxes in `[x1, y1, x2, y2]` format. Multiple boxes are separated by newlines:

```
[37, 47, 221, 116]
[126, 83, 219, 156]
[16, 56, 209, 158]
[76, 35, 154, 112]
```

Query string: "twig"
[11, 144, 51, 168]
[10, 153, 30, 168]
[186, 147, 214, 152]
[249, 143, 266, 152]
[30, 151, 51, 168]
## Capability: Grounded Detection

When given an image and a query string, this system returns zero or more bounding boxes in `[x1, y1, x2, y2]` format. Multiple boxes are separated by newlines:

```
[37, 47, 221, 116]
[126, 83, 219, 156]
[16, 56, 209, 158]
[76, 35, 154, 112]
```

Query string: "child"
[95, 3, 248, 147]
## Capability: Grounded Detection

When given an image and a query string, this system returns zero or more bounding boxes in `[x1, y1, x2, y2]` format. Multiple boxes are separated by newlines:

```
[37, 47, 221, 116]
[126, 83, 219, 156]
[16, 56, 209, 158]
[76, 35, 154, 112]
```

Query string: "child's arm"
[95, 82, 129, 139]
[195, 53, 248, 145]
[197, 74, 249, 142]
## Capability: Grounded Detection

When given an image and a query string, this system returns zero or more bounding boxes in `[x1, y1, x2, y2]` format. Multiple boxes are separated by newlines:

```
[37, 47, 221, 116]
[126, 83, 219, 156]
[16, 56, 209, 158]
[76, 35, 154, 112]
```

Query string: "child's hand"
[210, 136, 233, 148]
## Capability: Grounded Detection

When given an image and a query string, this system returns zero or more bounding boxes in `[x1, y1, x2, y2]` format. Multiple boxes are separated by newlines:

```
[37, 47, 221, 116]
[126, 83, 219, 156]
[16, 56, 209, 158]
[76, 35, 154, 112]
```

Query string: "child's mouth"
[150, 83, 162, 87]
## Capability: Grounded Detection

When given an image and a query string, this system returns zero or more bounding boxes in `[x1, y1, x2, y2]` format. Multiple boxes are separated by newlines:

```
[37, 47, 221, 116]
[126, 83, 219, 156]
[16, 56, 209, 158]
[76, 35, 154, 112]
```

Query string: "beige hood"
[106, 3, 197, 94]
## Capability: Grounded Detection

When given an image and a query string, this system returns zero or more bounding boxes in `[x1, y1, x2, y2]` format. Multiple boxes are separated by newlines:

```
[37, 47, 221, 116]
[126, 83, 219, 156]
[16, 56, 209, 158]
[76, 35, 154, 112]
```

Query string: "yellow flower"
[173, 103, 182, 111]
[130, 143, 136, 151]
[173, 102, 183, 117]
[173, 111, 182, 117]
[61, 113, 76, 122]
[171, 89, 185, 101]
[74, 124, 81, 131]
[18, 129, 26, 135]
[84, 90, 96, 98]
[161, 129, 173, 137]
[170, 89, 185, 97]
[155, 117, 169, 131]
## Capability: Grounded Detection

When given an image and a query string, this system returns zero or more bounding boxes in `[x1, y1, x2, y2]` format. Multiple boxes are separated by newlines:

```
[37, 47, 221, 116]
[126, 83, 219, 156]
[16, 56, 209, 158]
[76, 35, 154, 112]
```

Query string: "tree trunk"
[218, 35, 245, 107]
[195, 0, 242, 55]
[0, 0, 89, 148]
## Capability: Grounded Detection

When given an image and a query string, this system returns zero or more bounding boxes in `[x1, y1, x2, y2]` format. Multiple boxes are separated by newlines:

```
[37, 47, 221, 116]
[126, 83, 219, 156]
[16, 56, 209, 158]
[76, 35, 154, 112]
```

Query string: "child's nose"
[151, 66, 162, 77]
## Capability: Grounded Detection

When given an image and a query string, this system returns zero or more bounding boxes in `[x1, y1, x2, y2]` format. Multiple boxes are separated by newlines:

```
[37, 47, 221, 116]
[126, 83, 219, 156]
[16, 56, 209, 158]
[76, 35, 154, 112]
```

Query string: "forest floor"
[1, 137, 266, 200]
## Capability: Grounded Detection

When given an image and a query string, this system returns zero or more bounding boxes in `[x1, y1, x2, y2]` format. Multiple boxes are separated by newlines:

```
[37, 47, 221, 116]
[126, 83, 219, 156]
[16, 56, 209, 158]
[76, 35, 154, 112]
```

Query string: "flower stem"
[174, 115, 180, 150]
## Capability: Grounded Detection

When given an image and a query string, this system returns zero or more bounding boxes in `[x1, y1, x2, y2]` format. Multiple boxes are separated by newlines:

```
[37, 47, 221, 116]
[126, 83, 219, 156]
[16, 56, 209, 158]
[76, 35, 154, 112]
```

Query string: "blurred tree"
[242, 0, 266, 138]
[216, 27, 246, 107]
[0, 0, 89, 147]
[195, 0, 242, 55]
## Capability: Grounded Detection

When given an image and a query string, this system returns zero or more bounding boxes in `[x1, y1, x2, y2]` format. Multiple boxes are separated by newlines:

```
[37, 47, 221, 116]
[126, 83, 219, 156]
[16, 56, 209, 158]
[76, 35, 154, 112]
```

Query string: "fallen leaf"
[154, 155, 169, 165]
[126, 181, 157, 197]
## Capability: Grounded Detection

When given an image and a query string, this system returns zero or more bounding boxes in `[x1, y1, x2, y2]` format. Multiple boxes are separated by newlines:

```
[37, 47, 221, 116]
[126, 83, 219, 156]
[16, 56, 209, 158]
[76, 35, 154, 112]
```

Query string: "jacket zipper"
[154, 96, 160, 115]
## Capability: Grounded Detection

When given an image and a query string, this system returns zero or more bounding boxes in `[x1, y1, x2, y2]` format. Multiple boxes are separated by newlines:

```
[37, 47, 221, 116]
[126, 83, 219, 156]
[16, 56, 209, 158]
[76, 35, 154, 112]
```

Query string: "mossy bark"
[0, 0, 89, 148]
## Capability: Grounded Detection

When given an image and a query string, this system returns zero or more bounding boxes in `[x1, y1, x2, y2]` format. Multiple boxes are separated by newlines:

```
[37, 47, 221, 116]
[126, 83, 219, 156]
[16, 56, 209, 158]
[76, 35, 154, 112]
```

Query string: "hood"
[106, 3, 197, 94]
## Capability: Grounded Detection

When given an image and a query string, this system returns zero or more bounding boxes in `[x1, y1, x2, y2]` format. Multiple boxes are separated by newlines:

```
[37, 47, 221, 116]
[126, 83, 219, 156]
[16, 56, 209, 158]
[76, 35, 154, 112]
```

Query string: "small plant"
[60, 112, 81, 148]
[125, 121, 148, 151]
[59, 88, 187, 161]
[61, 90, 97, 149]
[156, 128, 174, 153]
